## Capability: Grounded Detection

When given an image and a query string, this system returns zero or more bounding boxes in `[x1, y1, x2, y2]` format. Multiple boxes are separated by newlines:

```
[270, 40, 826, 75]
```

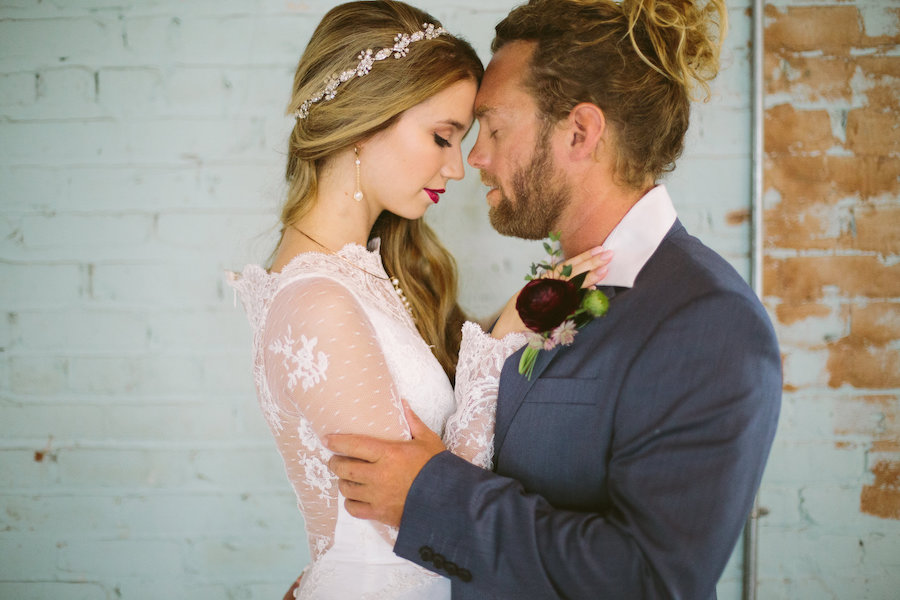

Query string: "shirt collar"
[598, 184, 677, 288]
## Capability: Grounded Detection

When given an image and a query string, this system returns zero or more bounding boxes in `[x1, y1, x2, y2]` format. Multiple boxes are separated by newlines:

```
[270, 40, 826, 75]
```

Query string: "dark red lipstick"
[425, 188, 445, 204]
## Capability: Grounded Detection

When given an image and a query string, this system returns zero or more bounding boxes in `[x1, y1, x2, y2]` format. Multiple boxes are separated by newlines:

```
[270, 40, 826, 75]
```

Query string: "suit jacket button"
[445, 562, 458, 576]
[432, 553, 445, 569]
[419, 546, 433, 562]
[458, 568, 472, 582]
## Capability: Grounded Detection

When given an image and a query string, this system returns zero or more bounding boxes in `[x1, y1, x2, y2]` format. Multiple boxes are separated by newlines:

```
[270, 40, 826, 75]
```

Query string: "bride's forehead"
[400, 80, 477, 125]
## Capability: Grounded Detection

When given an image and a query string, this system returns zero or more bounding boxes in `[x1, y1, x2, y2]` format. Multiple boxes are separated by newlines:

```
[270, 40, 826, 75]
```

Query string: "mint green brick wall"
[0, 0, 784, 597]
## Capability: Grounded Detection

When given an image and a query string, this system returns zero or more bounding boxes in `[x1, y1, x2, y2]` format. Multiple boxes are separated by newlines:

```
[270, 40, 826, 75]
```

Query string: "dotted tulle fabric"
[228, 241, 524, 597]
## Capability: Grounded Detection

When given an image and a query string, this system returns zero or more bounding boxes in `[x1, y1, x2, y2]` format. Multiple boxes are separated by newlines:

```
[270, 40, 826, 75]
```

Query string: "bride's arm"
[443, 322, 526, 468]
[443, 246, 612, 467]
[262, 277, 411, 548]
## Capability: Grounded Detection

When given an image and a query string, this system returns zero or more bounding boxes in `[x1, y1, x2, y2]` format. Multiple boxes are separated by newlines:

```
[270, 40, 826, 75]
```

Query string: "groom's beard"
[486, 125, 570, 240]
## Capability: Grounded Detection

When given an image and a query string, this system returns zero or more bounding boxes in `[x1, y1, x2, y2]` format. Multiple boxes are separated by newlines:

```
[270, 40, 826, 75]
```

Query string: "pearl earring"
[353, 146, 363, 202]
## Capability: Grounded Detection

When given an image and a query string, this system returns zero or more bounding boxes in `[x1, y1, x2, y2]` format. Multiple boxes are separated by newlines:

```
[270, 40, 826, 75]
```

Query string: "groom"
[327, 1, 781, 598]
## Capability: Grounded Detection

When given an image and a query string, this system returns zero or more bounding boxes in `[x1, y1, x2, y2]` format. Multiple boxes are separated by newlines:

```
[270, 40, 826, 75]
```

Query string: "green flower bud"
[582, 289, 610, 317]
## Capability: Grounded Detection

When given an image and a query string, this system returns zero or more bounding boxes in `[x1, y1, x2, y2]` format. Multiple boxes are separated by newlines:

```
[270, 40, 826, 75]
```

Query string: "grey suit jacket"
[395, 221, 782, 599]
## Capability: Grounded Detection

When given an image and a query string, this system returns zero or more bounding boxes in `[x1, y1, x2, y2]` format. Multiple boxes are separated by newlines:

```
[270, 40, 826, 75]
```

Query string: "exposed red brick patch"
[850, 303, 900, 345]
[764, 256, 900, 303]
[765, 5, 863, 55]
[766, 155, 900, 207]
[860, 460, 900, 520]
[765, 104, 838, 155]
[766, 54, 857, 102]
[774, 302, 832, 326]
[827, 340, 900, 389]
[846, 107, 900, 155]
[854, 205, 900, 255]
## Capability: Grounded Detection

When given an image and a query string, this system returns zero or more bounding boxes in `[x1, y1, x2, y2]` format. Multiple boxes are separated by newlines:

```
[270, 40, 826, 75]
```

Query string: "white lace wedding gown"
[228, 239, 524, 599]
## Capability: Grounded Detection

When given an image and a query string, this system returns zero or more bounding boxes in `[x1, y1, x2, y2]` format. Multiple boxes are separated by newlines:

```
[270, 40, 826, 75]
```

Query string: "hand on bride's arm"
[491, 246, 613, 339]
[326, 400, 444, 528]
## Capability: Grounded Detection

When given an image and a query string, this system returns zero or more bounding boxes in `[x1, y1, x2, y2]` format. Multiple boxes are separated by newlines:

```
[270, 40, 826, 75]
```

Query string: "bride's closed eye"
[433, 133, 452, 148]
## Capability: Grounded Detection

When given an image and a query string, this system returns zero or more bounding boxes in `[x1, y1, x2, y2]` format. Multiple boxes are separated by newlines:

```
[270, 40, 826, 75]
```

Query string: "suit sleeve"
[394, 290, 782, 599]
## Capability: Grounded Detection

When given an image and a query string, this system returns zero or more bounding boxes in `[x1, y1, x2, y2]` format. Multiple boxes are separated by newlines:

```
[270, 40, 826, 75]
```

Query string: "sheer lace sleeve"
[444, 321, 526, 469]
[262, 276, 408, 555]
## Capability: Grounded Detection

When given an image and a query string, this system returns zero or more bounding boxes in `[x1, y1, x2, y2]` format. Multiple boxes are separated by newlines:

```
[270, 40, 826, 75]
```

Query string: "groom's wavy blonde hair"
[494, 0, 727, 189]
[277, 0, 483, 382]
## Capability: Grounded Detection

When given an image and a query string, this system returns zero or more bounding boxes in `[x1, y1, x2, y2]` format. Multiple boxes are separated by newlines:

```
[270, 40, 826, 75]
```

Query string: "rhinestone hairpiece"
[295, 23, 448, 120]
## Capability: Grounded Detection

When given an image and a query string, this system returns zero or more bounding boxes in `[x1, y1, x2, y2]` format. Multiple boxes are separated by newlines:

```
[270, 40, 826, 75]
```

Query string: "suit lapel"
[493, 285, 624, 456]
[494, 344, 560, 454]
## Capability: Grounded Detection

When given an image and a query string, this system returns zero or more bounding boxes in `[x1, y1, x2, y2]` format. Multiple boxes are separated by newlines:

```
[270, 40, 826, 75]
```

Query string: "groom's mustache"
[480, 171, 499, 188]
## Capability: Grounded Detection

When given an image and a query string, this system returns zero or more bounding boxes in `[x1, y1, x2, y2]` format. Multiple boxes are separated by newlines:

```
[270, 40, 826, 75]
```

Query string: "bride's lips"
[425, 188, 445, 204]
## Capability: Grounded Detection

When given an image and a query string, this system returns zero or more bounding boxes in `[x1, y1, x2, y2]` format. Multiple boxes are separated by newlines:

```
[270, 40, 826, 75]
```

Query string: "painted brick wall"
[759, 1, 900, 598]
[2, 0, 754, 598]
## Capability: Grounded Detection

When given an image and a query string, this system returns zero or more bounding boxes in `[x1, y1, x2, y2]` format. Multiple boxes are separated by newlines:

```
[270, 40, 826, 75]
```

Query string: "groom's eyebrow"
[474, 105, 493, 119]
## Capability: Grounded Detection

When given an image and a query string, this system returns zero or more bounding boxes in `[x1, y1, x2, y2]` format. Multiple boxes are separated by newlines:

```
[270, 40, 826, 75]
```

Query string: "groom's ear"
[565, 103, 606, 162]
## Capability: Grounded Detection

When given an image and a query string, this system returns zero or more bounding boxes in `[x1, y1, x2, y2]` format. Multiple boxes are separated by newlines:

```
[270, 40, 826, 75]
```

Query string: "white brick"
[0, 402, 241, 442]
[0, 166, 64, 212]
[684, 105, 752, 158]
[0, 494, 118, 535]
[20, 214, 153, 251]
[0, 18, 121, 68]
[0, 537, 65, 580]
[757, 484, 805, 528]
[0, 582, 107, 600]
[123, 15, 256, 66]
[11, 309, 150, 352]
[146, 309, 251, 351]
[97, 67, 165, 117]
[9, 356, 69, 395]
[55, 448, 189, 488]
[66, 355, 206, 396]
[90, 263, 227, 308]
[188, 447, 287, 489]
[58, 539, 183, 577]
[0, 263, 83, 307]
[800, 484, 890, 535]
[758, 529, 865, 579]
[0, 121, 128, 165]
[34, 67, 100, 118]
[0, 449, 59, 489]
[184, 538, 308, 582]
[764, 440, 867, 485]
[113, 491, 301, 537]
[782, 348, 833, 389]
[0, 71, 37, 106]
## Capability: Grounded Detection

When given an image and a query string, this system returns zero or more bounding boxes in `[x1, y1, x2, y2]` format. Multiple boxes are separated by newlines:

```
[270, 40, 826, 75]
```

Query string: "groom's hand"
[326, 399, 445, 527]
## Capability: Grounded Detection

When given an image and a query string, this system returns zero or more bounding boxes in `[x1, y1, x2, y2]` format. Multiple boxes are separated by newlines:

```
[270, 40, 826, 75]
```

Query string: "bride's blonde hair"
[278, 1, 483, 382]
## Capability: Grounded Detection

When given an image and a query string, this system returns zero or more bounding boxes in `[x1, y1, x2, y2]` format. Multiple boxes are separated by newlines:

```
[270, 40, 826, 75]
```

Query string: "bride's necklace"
[291, 225, 413, 318]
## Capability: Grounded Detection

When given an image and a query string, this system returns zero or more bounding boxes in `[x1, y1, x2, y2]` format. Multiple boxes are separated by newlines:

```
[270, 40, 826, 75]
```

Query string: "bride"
[229, 2, 610, 598]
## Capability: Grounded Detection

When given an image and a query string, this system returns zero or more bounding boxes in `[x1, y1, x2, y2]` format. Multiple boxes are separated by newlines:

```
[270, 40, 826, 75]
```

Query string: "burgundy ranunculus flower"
[515, 278, 581, 333]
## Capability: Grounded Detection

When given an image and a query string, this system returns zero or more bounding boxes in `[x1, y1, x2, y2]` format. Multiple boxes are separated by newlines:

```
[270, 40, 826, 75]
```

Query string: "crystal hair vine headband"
[295, 23, 449, 120]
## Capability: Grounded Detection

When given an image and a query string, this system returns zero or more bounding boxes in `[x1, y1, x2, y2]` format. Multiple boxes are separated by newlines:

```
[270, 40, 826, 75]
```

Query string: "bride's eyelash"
[434, 133, 451, 148]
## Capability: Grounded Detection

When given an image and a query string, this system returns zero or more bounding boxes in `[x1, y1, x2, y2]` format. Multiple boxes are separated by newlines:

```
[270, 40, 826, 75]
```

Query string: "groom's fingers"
[329, 453, 377, 486]
[326, 432, 386, 463]
[343, 498, 377, 520]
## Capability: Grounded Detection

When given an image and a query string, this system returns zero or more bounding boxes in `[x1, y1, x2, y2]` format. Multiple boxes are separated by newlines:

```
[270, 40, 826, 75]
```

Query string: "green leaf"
[518, 347, 539, 380]
[543, 242, 552, 255]
[561, 265, 573, 277]
[570, 271, 588, 289]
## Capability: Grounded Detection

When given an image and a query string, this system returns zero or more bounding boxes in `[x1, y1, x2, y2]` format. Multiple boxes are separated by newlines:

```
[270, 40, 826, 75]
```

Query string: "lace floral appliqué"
[269, 325, 330, 392]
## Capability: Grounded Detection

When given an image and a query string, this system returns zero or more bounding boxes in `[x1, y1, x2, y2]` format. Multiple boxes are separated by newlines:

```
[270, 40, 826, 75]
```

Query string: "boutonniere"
[516, 233, 610, 380]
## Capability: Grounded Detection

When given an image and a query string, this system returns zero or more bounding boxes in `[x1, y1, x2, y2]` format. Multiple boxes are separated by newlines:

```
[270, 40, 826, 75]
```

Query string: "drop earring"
[353, 146, 364, 202]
